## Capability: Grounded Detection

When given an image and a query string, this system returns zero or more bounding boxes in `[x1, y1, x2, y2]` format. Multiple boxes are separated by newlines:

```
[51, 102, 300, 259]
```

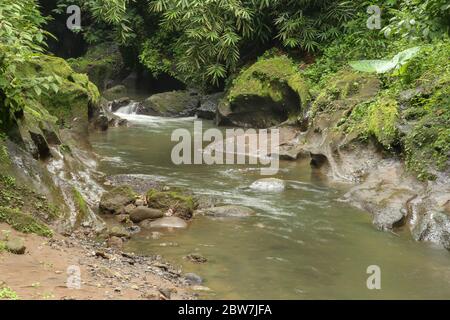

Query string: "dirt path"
[0, 223, 195, 300]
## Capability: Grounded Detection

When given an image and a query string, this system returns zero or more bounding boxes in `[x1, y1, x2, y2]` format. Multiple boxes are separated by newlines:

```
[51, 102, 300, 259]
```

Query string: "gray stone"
[130, 206, 164, 223]
[140, 217, 188, 230]
[197, 205, 256, 218]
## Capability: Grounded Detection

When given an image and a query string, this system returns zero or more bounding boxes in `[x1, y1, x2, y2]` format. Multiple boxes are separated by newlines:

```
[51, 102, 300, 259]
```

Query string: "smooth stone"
[6, 238, 26, 255]
[108, 226, 131, 239]
[130, 206, 164, 223]
[139, 217, 188, 230]
[250, 178, 286, 192]
[197, 205, 256, 218]
[107, 236, 124, 249]
[185, 273, 203, 285]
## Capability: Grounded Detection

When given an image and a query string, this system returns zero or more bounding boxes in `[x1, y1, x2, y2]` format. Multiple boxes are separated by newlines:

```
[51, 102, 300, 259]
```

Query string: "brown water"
[90, 113, 450, 299]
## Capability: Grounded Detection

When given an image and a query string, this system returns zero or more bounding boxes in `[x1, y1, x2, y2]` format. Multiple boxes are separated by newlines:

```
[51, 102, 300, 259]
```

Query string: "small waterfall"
[116, 102, 139, 115]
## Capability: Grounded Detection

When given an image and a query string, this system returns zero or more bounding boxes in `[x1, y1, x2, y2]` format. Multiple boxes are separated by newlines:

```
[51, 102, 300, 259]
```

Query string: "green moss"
[0, 174, 60, 222]
[403, 86, 450, 181]
[0, 287, 19, 300]
[72, 188, 88, 224]
[68, 43, 123, 90]
[0, 206, 53, 238]
[16, 54, 100, 129]
[146, 188, 195, 219]
[228, 54, 309, 115]
[365, 98, 399, 148]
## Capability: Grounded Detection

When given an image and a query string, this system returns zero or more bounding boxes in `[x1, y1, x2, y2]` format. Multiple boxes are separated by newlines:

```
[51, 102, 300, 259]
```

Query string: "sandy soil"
[0, 223, 195, 300]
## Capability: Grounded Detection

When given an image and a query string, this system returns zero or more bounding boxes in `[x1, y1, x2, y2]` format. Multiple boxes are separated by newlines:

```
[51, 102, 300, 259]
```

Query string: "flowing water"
[90, 109, 450, 299]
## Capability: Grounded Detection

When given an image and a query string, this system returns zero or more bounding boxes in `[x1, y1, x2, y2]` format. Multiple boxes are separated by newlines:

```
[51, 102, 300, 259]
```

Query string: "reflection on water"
[90, 115, 450, 299]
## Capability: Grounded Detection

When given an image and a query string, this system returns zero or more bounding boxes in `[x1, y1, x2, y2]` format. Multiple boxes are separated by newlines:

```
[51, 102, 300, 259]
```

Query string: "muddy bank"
[0, 223, 195, 300]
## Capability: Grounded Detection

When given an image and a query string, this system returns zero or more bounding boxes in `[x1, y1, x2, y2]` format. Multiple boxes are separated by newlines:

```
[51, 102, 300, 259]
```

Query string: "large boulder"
[136, 90, 200, 117]
[99, 186, 137, 214]
[217, 55, 309, 128]
[197, 92, 224, 120]
[146, 188, 195, 219]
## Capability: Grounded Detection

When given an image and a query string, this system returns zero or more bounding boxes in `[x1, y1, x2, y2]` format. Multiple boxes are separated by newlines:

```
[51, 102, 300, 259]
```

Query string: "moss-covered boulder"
[99, 186, 137, 215]
[217, 55, 309, 128]
[68, 43, 125, 91]
[137, 90, 200, 117]
[146, 188, 195, 219]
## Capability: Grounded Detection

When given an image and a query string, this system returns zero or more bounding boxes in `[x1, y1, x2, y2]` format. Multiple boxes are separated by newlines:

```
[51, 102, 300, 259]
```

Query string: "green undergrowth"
[0, 286, 19, 300]
[0, 206, 53, 238]
[319, 39, 450, 181]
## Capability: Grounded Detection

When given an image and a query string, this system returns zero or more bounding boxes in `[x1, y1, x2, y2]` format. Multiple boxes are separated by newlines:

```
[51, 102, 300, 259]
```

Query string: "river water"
[89, 112, 450, 299]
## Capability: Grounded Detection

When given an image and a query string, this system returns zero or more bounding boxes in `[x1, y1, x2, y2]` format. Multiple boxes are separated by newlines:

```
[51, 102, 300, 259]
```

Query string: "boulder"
[110, 97, 131, 112]
[69, 43, 125, 91]
[146, 188, 195, 219]
[197, 205, 256, 218]
[197, 92, 224, 120]
[99, 186, 136, 214]
[130, 206, 164, 223]
[136, 90, 200, 117]
[250, 178, 286, 192]
[103, 85, 127, 100]
[217, 55, 309, 128]
[6, 238, 26, 255]
[139, 217, 188, 230]
[108, 226, 131, 239]
[184, 273, 203, 285]
[107, 236, 124, 249]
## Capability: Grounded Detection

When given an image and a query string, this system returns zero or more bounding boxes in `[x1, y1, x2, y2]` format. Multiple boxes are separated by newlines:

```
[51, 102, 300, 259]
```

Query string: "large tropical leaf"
[349, 47, 421, 73]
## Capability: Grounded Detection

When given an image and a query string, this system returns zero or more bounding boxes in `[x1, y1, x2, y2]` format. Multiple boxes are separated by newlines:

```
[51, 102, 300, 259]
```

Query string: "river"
[89, 110, 450, 299]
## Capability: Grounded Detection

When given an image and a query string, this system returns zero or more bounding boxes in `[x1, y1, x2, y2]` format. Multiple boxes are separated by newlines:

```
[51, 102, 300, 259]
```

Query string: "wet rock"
[123, 204, 137, 215]
[197, 205, 256, 218]
[184, 273, 203, 285]
[6, 238, 26, 255]
[146, 188, 195, 219]
[197, 92, 224, 120]
[130, 206, 164, 223]
[250, 178, 286, 192]
[107, 236, 124, 250]
[110, 97, 131, 112]
[412, 211, 450, 250]
[99, 186, 136, 214]
[103, 85, 127, 100]
[140, 217, 188, 230]
[108, 226, 131, 239]
[195, 196, 220, 210]
[115, 214, 130, 223]
[137, 91, 200, 117]
[344, 182, 417, 231]
[185, 253, 207, 264]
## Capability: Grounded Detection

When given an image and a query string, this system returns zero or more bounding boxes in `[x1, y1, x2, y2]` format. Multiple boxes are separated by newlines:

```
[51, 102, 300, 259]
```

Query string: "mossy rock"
[0, 206, 53, 238]
[17, 55, 100, 132]
[68, 43, 125, 91]
[218, 54, 309, 128]
[137, 91, 200, 117]
[146, 188, 195, 219]
[99, 186, 137, 214]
